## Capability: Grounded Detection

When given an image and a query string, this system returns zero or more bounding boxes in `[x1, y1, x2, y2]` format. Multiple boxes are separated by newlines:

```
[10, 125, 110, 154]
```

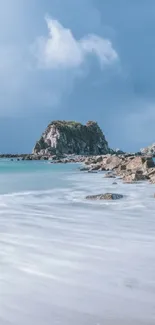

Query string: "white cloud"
[0, 16, 118, 117]
[34, 17, 118, 70]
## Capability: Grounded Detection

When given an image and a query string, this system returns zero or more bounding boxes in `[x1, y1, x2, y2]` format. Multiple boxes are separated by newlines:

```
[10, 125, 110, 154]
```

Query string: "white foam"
[0, 167, 155, 324]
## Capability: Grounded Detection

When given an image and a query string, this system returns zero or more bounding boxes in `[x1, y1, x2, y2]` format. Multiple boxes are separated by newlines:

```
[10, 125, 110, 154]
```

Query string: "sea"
[0, 159, 155, 325]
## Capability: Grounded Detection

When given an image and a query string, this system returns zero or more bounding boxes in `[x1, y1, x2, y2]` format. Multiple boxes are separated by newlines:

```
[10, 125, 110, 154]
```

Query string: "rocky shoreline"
[80, 154, 155, 184]
[4, 118, 153, 188]
[1, 153, 155, 185]
[0, 153, 87, 162]
[1, 153, 155, 201]
[79, 153, 155, 200]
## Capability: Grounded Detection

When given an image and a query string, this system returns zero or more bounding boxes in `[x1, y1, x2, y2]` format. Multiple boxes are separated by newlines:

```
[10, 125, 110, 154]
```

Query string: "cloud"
[0, 15, 118, 118]
[34, 17, 118, 70]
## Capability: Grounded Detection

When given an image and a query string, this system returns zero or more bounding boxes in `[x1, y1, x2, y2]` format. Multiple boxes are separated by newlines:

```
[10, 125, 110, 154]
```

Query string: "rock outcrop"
[140, 143, 155, 156]
[33, 121, 110, 156]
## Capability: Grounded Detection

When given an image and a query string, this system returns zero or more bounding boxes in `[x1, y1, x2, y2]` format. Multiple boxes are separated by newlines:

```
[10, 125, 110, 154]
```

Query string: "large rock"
[123, 170, 149, 183]
[143, 158, 155, 169]
[123, 156, 154, 172]
[125, 156, 143, 171]
[101, 155, 123, 170]
[33, 121, 110, 155]
[147, 168, 155, 178]
[86, 193, 124, 200]
[148, 169, 155, 183]
[140, 143, 155, 156]
[150, 176, 155, 184]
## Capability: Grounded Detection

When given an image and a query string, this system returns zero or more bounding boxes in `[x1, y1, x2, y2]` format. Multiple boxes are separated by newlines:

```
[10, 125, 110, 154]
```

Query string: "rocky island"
[33, 120, 111, 156]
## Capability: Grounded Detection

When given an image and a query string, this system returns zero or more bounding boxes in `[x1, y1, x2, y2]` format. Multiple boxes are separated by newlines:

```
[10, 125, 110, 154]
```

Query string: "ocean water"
[0, 160, 155, 325]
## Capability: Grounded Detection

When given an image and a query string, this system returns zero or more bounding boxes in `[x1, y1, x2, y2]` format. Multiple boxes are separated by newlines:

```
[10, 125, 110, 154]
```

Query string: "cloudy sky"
[0, 0, 155, 153]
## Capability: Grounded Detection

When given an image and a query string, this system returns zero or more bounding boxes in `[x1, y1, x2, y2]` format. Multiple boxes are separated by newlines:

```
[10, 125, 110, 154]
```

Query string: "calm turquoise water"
[1, 160, 155, 325]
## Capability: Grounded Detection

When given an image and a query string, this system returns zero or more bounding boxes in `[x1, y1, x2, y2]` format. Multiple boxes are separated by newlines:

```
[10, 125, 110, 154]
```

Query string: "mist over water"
[0, 160, 155, 325]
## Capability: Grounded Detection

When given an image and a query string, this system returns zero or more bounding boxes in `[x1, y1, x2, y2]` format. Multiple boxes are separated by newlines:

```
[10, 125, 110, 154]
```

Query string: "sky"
[0, 0, 155, 153]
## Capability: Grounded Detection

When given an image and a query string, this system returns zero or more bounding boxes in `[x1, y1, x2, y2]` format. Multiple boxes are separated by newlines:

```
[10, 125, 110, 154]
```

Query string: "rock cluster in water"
[81, 154, 155, 184]
[33, 120, 111, 156]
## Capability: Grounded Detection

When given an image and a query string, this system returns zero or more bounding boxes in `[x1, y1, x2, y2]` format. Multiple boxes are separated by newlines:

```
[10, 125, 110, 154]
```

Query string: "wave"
[1, 166, 155, 324]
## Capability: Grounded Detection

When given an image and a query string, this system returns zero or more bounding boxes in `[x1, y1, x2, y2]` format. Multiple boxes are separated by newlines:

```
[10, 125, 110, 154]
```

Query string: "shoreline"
[0, 152, 154, 160]
[1, 153, 155, 185]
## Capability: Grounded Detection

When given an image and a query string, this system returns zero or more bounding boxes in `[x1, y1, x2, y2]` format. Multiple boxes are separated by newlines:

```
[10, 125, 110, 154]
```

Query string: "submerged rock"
[33, 120, 110, 156]
[79, 166, 90, 171]
[104, 173, 116, 178]
[86, 193, 123, 200]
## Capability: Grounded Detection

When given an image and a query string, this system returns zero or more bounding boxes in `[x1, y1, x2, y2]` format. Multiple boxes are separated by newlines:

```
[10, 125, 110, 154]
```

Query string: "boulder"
[125, 156, 155, 172]
[95, 155, 103, 163]
[150, 178, 155, 184]
[149, 175, 155, 184]
[84, 158, 94, 165]
[143, 158, 155, 169]
[125, 157, 143, 171]
[123, 170, 148, 183]
[103, 155, 122, 170]
[147, 168, 155, 178]
[86, 193, 124, 200]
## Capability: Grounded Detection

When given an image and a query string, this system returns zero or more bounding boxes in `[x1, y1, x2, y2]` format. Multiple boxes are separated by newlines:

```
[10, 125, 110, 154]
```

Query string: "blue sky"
[0, 0, 155, 153]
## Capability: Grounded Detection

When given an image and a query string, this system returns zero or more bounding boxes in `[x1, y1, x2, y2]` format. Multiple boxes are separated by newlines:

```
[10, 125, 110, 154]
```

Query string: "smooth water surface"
[0, 160, 155, 325]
